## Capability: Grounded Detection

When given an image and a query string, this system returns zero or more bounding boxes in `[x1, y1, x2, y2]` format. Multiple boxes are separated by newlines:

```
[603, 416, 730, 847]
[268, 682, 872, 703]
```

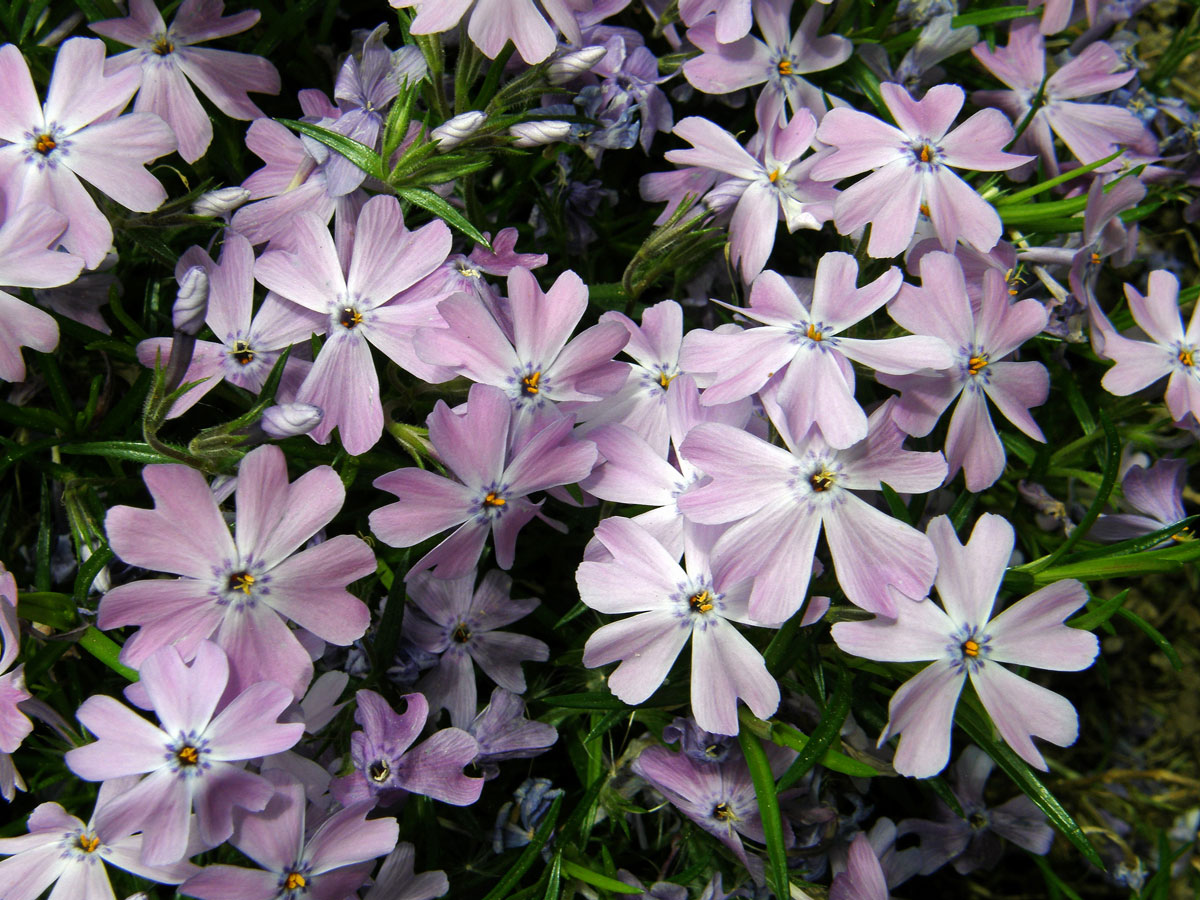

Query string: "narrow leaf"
[396, 186, 493, 249]
[480, 794, 563, 900]
[277, 118, 385, 180]
[775, 667, 858, 790]
[738, 710, 790, 900]
[560, 861, 642, 894]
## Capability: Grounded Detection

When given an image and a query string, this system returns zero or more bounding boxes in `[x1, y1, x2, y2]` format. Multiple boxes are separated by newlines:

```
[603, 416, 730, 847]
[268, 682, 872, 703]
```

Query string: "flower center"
[521, 371, 541, 395]
[152, 35, 175, 55]
[483, 491, 506, 507]
[1180, 348, 1195, 367]
[962, 639, 980, 657]
[913, 142, 936, 164]
[919, 202, 931, 218]
[176, 744, 200, 766]
[230, 340, 255, 365]
[34, 133, 56, 155]
[688, 590, 714, 613]
[777, 59, 793, 76]
[284, 872, 306, 891]
[228, 571, 256, 594]
[768, 167, 781, 183]
[968, 354, 989, 376]
[453, 623, 472, 643]
[339, 306, 363, 329]
[712, 802, 738, 822]
[76, 833, 100, 853]
[810, 470, 835, 492]
[1089, 251, 1102, 265]
[806, 323, 823, 342]
[368, 759, 390, 782]
[657, 370, 676, 390]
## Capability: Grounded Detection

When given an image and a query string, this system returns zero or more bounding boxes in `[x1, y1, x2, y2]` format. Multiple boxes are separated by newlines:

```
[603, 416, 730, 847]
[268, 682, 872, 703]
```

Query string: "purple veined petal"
[880, 658, 964, 778]
[926, 514, 1008, 629]
[135, 59, 212, 164]
[882, 82, 963, 141]
[298, 330, 383, 455]
[982, 361, 1049, 441]
[774, 344, 865, 450]
[420, 647, 476, 729]
[394, 728, 483, 805]
[41, 157, 115, 269]
[1099, 336, 1173, 395]
[1123, 458, 1188, 524]
[350, 199, 451, 306]
[368, 302, 461, 385]
[509, 267, 587, 369]
[836, 160, 922, 259]
[174, 46, 279, 121]
[140, 641, 228, 739]
[969, 663, 1078, 771]
[1044, 102, 1149, 168]
[304, 803, 398, 875]
[680, 422, 795, 492]
[420, 293, 519, 382]
[205, 233, 256, 341]
[0, 45, 42, 143]
[1165, 368, 1200, 423]
[465, 569, 537, 631]
[428, 384, 510, 489]
[987, 579, 1097, 670]
[578, 517, 686, 613]
[742, 268, 811, 326]
[583, 610, 691, 704]
[469, 631, 548, 693]
[489, 497, 541, 572]
[838, 334, 955, 376]
[246, 460, 348, 571]
[683, 327, 797, 407]
[214, 600, 315, 700]
[810, 254, 901, 331]
[728, 180, 780, 283]
[579, 425, 684, 506]
[0, 292, 60, 383]
[944, 387, 1006, 493]
[100, 830, 200, 884]
[890, 251, 976, 348]
[823, 493, 937, 617]
[250, 292, 326, 352]
[924, 165, 1002, 254]
[263, 536, 374, 645]
[194, 764, 277, 851]
[253, 214, 345, 313]
[831, 592, 954, 664]
[618, 299, 684, 370]
[205, 681, 303, 760]
[46, 848, 113, 899]
[689, 619, 779, 736]
[408, 570, 475, 629]
[65, 696, 167, 780]
[355, 689, 427, 760]
[363, 843, 449, 900]
[788, 1, 852, 73]
[227, 775, 305, 872]
[1087, 511, 1166, 543]
[95, 768, 192, 866]
[544, 322, 630, 402]
[232, 444, 289, 564]
[0, 204, 82, 288]
[830, 833, 889, 900]
[976, 287, 1049, 360]
[971, 24, 1044, 93]
[62, 114, 176, 212]
[44, 38, 141, 133]
[811, 109, 908, 181]
[682, 29, 770, 95]
[665, 116, 762, 181]
[938, 108, 1027, 171]
[171, 0, 262, 44]
[1046, 40, 1136, 99]
[502, 416, 598, 497]
[407, 518, 493, 580]
[181, 864, 281, 900]
[466, 0, 556, 62]
[1124, 270, 1182, 347]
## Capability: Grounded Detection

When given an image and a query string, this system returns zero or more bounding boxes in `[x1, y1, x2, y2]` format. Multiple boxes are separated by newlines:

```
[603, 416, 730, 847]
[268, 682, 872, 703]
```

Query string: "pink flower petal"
[987, 580, 1097, 671]
[583, 610, 690, 704]
[927, 513, 1009, 629]
[969, 663, 1078, 770]
[881, 658, 964, 778]
[63, 113, 175, 212]
[882, 82, 963, 141]
[690, 620, 778, 735]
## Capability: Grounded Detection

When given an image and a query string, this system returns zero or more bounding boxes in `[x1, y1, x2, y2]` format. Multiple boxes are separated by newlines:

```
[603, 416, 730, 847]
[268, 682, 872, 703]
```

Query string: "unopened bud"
[431, 111, 487, 150]
[192, 186, 251, 218]
[547, 45, 608, 85]
[509, 120, 572, 148]
[261, 402, 324, 438]
[172, 266, 209, 335]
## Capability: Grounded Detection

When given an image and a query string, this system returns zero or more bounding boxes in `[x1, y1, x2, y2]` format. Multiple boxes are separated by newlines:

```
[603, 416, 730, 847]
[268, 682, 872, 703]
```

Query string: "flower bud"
[172, 266, 209, 335]
[509, 120, 572, 148]
[192, 186, 251, 218]
[261, 402, 324, 438]
[431, 111, 487, 150]
[547, 45, 608, 85]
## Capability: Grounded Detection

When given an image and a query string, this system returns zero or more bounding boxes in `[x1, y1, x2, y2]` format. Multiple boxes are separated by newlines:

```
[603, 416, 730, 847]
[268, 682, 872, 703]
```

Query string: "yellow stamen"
[1090, 252, 1101, 265]
[806, 323, 822, 341]
[919, 202, 931, 218]
[777, 59, 793, 76]
[483, 491, 506, 507]
[177, 745, 199, 765]
[768, 167, 780, 183]
[34, 134, 56, 155]
[231, 340, 255, 366]
[962, 639, 980, 657]
[369, 759, 390, 782]
[285, 873, 307, 891]
[521, 371, 541, 394]
[230, 572, 255, 594]
[77, 834, 100, 853]
[1180, 349, 1194, 367]
[713, 802, 736, 821]
[688, 590, 714, 613]
[810, 471, 834, 492]
[339, 307, 363, 329]
[152, 36, 174, 55]
[658, 371, 675, 390]
[968, 355, 988, 376]
[919, 145, 931, 163]
[453, 623, 472, 643]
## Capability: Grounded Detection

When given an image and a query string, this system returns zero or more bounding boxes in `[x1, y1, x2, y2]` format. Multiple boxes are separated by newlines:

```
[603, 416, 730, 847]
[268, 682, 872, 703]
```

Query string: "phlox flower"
[683, 0, 851, 123]
[812, 82, 1029, 259]
[136, 233, 310, 418]
[677, 0, 753, 44]
[831, 514, 1098, 778]
[679, 400, 947, 624]
[91, 0, 280, 163]
[0, 777, 198, 900]
[416, 266, 630, 426]
[253, 194, 452, 454]
[830, 834, 888, 900]
[879, 252, 1050, 492]
[0, 569, 30, 802]
[665, 109, 836, 282]
[331, 690, 483, 807]
[0, 38, 176, 268]
[180, 771, 398, 900]
[681, 255, 953, 448]
[467, 687, 558, 778]
[1091, 270, 1200, 424]
[360, 843, 448, 900]
[65, 641, 304, 866]
[370, 383, 599, 579]
[404, 569, 549, 728]
[98, 444, 376, 698]
[1090, 458, 1190, 543]
[0, 203, 84, 383]
[390, 0, 591, 64]
[578, 516, 780, 735]
[971, 25, 1153, 177]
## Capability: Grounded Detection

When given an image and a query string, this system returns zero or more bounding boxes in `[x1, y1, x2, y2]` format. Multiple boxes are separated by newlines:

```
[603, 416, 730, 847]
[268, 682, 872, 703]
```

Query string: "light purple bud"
[431, 111, 487, 150]
[510, 120, 572, 147]
[262, 402, 324, 438]
[192, 186, 251, 217]
[547, 46, 609, 85]
[172, 266, 209, 335]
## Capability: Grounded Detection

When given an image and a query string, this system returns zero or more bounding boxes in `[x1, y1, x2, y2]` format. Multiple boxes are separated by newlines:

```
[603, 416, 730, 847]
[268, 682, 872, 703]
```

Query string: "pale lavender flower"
[617, 869, 687, 900]
[0, 571, 30, 803]
[879, 252, 1050, 492]
[181, 771, 398, 900]
[253, 195, 452, 454]
[370, 383, 599, 579]
[592, 34, 674, 153]
[678, 0, 753, 44]
[390, 0, 590, 64]
[404, 569, 549, 728]
[91, 0, 280, 163]
[580, 517, 781, 734]
[361, 843, 448, 900]
[1030, 0, 1097, 34]
[830, 833, 888, 900]
[65, 641, 304, 865]
[812, 82, 1030, 259]
[0, 204, 84, 382]
[0, 38, 176, 268]
[431, 111, 487, 149]
[330, 690, 483, 808]
[681, 255, 952, 448]
[898, 745, 1053, 875]
[1090, 458, 1190, 543]
[0, 777, 198, 899]
[468, 687, 558, 778]
[1091, 270, 1200, 423]
[98, 444, 376, 698]
[972, 25, 1153, 177]
[665, 109, 836, 282]
[679, 400, 947, 624]
[683, 0, 851, 123]
[832, 513, 1099, 778]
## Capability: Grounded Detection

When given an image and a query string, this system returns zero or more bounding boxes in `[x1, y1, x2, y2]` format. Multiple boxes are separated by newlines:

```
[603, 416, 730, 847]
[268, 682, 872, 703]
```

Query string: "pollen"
[688, 590, 714, 613]
[919, 145, 931, 162]
[229, 571, 255, 594]
[368, 759, 390, 782]
[77, 834, 100, 853]
[483, 491, 506, 507]
[152, 36, 175, 55]
[712, 802, 736, 821]
[806, 323, 823, 341]
[285, 873, 307, 891]
[768, 167, 781, 183]
[1090, 251, 1102, 265]
[962, 639, 980, 657]
[34, 133, 56, 155]
[339, 307, 363, 329]
[1179, 349, 1195, 367]
[810, 470, 835, 492]
[521, 371, 541, 395]
[777, 59, 793, 76]
[231, 340, 255, 366]
[176, 745, 200, 766]
[968, 355, 988, 376]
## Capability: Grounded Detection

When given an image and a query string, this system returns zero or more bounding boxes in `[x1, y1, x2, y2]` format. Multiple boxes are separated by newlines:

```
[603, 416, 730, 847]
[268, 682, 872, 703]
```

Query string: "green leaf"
[395, 186, 492, 249]
[1115, 606, 1182, 670]
[583, 708, 628, 743]
[16, 592, 78, 631]
[738, 712, 790, 900]
[1069, 588, 1129, 631]
[277, 119, 385, 180]
[775, 667, 860, 790]
[997, 195, 1089, 226]
[74, 544, 114, 605]
[59, 441, 178, 465]
[995, 150, 1123, 206]
[542, 853, 562, 900]
[1054, 517, 1199, 564]
[560, 861, 641, 894]
[541, 692, 631, 710]
[480, 794, 563, 900]
[880, 483, 913, 526]
[956, 704, 1103, 869]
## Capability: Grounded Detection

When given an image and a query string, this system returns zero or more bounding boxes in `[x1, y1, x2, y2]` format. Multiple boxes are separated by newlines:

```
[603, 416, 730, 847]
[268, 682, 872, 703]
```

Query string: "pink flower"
[832, 514, 1098, 778]
[812, 82, 1030, 259]
[0, 569, 30, 803]
[65, 641, 304, 866]
[390, 0, 590, 64]
[0, 38, 176, 267]
[98, 444, 376, 699]
[830, 834, 888, 900]
[91, 0, 280, 163]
